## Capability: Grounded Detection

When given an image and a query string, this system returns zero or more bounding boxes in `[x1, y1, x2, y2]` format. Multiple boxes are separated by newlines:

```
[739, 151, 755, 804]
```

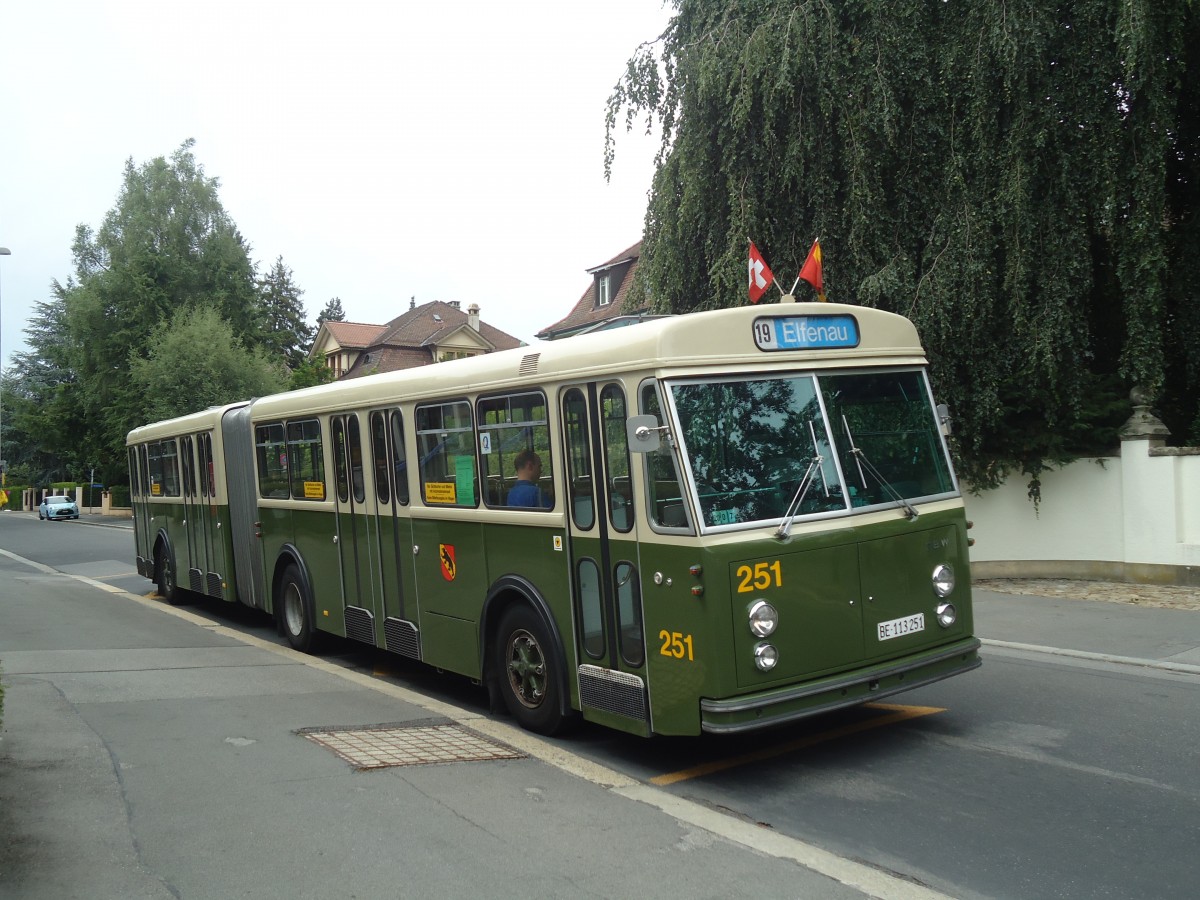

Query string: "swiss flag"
[748, 241, 774, 303]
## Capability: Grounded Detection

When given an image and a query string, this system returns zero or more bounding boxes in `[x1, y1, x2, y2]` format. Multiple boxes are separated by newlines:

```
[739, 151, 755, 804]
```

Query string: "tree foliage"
[258, 256, 314, 369]
[317, 296, 347, 323]
[129, 305, 289, 422]
[607, 0, 1200, 489]
[4, 141, 321, 486]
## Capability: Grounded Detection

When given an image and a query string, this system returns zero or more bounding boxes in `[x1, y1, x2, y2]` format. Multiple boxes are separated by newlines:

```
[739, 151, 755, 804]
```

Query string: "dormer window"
[597, 274, 611, 307]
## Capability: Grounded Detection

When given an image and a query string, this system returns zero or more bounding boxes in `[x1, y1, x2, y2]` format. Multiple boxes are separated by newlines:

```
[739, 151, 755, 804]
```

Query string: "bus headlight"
[932, 564, 955, 598]
[936, 601, 957, 627]
[747, 600, 779, 638]
[753, 642, 778, 671]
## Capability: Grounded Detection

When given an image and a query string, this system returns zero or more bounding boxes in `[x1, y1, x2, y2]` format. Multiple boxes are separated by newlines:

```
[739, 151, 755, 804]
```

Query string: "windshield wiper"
[776, 421, 830, 539]
[842, 415, 919, 521]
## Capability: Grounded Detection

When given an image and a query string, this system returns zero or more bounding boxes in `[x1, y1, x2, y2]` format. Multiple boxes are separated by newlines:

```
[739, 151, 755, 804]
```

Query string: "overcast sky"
[0, 0, 672, 367]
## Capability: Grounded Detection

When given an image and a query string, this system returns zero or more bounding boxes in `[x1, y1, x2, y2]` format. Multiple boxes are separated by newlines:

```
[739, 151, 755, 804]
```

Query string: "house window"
[597, 274, 611, 306]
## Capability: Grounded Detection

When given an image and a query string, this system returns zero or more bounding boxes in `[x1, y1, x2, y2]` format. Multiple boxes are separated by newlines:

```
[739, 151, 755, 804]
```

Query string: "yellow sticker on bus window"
[151, 483, 161, 496]
[425, 482, 457, 504]
[303, 481, 325, 500]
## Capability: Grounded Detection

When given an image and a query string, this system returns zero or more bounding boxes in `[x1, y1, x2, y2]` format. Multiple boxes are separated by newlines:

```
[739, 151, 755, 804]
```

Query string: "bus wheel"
[155, 544, 182, 605]
[279, 565, 317, 653]
[495, 605, 564, 736]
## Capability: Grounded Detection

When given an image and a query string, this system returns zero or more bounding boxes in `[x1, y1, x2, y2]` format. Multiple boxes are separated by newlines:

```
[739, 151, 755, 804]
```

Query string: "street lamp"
[0, 246, 10, 491]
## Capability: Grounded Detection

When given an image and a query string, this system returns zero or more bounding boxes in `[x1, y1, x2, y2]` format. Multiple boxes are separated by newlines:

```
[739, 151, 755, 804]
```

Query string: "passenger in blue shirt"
[508, 449, 550, 508]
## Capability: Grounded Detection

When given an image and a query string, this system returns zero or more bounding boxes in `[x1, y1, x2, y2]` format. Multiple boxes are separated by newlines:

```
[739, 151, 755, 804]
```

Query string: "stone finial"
[1119, 386, 1170, 442]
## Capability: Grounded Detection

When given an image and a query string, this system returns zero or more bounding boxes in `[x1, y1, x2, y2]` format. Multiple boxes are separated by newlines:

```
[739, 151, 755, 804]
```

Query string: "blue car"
[39, 494, 80, 520]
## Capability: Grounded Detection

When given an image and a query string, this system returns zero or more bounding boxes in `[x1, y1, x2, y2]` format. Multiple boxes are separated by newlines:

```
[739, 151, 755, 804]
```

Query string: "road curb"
[981, 638, 1200, 675]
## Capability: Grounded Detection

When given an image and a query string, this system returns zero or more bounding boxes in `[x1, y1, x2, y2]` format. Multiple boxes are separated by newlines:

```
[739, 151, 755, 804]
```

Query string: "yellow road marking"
[649, 702, 945, 785]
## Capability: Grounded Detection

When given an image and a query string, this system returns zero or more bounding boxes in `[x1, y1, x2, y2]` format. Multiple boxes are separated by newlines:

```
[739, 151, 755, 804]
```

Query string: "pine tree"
[317, 296, 347, 324]
[258, 256, 314, 369]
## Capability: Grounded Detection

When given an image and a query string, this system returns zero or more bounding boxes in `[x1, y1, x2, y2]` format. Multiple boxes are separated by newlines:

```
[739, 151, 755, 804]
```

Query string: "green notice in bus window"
[455, 455, 476, 505]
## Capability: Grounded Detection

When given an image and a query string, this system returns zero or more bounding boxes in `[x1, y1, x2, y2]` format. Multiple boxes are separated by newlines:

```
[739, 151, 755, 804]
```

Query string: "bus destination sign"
[753, 314, 860, 352]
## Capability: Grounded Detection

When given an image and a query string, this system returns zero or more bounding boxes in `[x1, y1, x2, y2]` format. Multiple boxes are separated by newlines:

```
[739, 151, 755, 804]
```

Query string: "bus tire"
[278, 564, 318, 653]
[155, 543, 183, 605]
[495, 604, 565, 736]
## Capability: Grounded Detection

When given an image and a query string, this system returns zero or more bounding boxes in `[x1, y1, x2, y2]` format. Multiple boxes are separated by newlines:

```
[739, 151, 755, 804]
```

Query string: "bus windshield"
[669, 369, 956, 529]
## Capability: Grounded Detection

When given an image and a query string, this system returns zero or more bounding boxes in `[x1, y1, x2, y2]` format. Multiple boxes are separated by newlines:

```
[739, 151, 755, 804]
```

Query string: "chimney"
[468, 303, 480, 331]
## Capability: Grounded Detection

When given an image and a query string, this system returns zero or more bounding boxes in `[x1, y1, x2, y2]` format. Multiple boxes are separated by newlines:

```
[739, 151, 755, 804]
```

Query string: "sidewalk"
[972, 579, 1200, 671]
[0, 550, 880, 900]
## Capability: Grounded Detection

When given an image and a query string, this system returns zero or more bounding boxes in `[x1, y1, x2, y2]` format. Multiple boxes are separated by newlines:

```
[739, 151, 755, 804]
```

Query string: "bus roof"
[126, 401, 249, 445]
[250, 303, 924, 420]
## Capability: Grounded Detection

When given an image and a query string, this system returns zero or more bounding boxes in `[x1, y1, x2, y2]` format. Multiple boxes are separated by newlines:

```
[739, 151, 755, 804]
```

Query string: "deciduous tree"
[128, 305, 289, 423]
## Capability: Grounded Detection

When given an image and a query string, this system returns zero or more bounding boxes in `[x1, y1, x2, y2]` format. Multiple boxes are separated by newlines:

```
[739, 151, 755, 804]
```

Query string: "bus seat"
[662, 502, 687, 528]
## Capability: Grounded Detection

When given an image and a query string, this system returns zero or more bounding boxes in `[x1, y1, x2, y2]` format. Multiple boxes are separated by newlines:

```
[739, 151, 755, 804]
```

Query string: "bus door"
[561, 382, 651, 737]
[195, 432, 227, 600]
[331, 413, 382, 646]
[365, 409, 420, 659]
[130, 445, 154, 578]
[179, 434, 204, 593]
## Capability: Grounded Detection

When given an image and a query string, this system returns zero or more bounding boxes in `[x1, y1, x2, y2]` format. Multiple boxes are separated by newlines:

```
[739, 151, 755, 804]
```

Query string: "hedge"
[1, 486, 28, 512]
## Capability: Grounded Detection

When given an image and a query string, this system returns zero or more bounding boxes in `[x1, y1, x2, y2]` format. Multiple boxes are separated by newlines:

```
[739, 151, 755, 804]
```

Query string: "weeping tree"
[607, 0, 1200, 492]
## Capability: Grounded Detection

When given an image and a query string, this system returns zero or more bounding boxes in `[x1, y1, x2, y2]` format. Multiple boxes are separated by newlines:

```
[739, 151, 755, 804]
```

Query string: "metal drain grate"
[299, 723, 525, 770]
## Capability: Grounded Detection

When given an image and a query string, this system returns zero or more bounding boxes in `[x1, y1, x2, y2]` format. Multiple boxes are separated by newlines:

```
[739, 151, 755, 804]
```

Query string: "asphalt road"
[2, 511, 1197, 898]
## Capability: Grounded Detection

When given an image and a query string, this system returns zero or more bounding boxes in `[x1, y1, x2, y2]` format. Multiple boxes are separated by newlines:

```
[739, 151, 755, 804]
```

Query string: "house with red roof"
[536, 241, 663, 341]
[308, 300, 524, 380]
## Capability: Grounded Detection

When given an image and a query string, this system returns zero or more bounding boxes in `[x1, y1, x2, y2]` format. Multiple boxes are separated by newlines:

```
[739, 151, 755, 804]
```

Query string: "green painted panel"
[421, 611, 481, 679]
[288, 507, 343, 634]
[410, 517, 486, 639]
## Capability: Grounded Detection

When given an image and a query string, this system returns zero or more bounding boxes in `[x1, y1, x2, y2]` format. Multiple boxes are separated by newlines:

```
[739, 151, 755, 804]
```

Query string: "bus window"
[139, 445, 150, 498]
[332, 417, 349, 503]
[670, 375, 843, 527]
[255, 423, 289, 499]
[287, 419, 325, 500]
[639, 383, 689, 530]
[562, 388, 594, 529]
[819, 370, 955, 505]
[600, 384, 633, 532]
[180, 436, 193, 498]
[615, 560, 644, 666]
[201, 433, 216, 497]
[347, 414, 366, 504]
[370, 412, 390, 505]
[576, 558, 604, 658]
[416, 400, 478, 507]
[478, 392, 552, 510]
[149, 439, 182, 497]
[389, 410, 410, 505]
[196, 434, 209, 499]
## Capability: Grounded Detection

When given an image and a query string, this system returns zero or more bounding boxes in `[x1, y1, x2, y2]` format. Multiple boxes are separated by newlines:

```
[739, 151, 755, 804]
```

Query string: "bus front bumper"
[699, 637, 981, 734]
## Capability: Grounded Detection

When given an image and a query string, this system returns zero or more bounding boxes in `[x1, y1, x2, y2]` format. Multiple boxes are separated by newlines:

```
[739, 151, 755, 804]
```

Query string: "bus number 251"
[736, 561, 783, 593]
[659, 631, 695, 661]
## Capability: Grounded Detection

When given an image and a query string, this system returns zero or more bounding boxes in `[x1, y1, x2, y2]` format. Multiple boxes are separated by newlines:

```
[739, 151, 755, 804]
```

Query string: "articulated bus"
[127, 302, 980, 737]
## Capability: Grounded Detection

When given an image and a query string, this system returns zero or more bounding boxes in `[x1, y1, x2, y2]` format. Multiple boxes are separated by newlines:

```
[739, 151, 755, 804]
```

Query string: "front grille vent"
[578, 664, 648, 723]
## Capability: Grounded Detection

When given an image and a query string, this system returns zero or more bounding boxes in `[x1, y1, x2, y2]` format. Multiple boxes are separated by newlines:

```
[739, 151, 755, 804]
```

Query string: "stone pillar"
[1118, 387, 1174, 577]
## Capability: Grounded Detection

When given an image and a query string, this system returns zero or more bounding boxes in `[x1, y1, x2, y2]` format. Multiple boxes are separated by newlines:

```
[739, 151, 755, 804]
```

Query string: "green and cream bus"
[127, 302, 980, 737]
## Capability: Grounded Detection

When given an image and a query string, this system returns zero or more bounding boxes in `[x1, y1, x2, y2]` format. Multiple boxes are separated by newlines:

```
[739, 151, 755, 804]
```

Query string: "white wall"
[964, 438, 1200, 585]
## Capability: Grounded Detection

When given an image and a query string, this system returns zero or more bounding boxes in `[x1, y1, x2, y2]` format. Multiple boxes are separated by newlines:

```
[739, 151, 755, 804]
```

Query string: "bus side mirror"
[937, 403, 952, 436]
[626, 415, 666, 453]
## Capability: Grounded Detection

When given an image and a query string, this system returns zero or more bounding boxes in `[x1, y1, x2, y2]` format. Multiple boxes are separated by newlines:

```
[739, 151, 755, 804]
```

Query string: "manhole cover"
[299, 722, 525, 770]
